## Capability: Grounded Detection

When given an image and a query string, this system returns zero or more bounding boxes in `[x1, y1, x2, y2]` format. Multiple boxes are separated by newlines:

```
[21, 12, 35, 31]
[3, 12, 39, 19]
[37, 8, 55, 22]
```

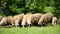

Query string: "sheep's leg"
[22, 25, 24, 28]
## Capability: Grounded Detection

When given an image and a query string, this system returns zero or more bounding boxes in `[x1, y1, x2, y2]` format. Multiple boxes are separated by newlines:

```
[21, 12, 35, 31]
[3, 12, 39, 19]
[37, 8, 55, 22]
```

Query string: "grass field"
[0, 25, 60, 34]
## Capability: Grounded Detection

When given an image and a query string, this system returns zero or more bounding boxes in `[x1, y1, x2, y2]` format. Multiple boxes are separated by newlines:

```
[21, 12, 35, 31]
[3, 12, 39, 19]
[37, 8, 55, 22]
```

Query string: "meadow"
[0, 25, 60, 34]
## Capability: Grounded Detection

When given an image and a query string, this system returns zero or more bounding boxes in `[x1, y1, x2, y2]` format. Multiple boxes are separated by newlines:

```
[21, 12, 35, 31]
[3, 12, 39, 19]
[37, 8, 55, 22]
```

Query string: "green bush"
[0, 0, 60, 18]
[9, 4, 24, 14]
[44, 6, 55, 13]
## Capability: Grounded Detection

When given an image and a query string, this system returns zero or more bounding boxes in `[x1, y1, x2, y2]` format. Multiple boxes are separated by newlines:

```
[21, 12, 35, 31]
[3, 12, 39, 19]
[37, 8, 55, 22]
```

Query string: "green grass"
[0, 25, 60, 34]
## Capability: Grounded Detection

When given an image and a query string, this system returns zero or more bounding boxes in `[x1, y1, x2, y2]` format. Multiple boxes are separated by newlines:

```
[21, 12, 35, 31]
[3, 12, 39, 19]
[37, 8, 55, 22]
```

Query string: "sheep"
[26, 14, 33, 27]
[38, 13, 54, 26]
[21, 14, 28, 27]
[0, 16, 3, 21]
[52, 17, 57, 26]
[13, 13, 24, 27]
[27, 13, 43, 27]
[6, 16, 14, 26]
[57, 18, 60, 25]
[0, 18, 7, 26]
[0, 16, 13, 27]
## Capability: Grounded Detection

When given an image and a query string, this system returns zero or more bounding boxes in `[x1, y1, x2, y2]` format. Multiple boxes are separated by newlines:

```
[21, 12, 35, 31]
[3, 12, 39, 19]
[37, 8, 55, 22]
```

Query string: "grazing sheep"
[59, 19, 60, 25]
[57, 18, 60, 25]
[0, 16, 3, 21]
[26, 14, 33, 27]
[0, 16, 14, 28]
[0, 18, 7, 26]
[13, 13, 24, 27]
[6, 16, 14, 26]
[38, 13, 54, 26]
[21, 13, 33, 27]
[27, 13, 43, 27]
[33, 13, 43, 23]
[52, 17, 57, 26]
[21, 14, 28, 27]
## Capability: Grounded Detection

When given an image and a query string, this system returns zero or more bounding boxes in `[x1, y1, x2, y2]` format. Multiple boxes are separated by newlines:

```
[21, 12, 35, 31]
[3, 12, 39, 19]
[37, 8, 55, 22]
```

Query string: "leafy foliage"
[0, 0, 60, 18]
